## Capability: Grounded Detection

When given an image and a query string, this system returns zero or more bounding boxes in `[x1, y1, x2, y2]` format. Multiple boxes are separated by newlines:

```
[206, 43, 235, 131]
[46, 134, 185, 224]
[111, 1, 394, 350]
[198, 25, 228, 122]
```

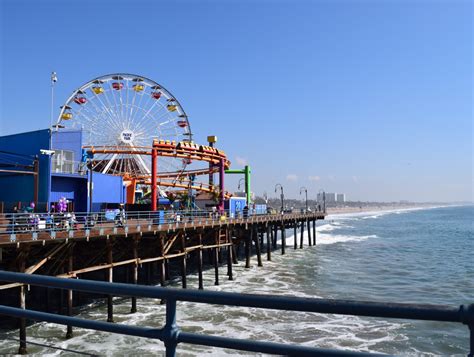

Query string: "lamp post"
[50, 71, 57, 131]
[238, 178, 245, 191]
[300, 186, 308, 212]
[274, 184, 284, 213]
[318, 189, 326, 213]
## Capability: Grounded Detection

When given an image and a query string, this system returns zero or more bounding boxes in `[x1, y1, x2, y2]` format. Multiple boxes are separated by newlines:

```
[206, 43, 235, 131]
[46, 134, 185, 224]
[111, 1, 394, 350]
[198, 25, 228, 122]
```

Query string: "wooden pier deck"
[0, 211, 325, 352]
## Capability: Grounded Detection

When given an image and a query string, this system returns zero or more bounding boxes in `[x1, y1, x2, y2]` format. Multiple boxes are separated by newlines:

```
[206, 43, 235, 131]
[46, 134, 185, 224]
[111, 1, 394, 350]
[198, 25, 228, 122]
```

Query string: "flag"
[51, 71, 58, 83]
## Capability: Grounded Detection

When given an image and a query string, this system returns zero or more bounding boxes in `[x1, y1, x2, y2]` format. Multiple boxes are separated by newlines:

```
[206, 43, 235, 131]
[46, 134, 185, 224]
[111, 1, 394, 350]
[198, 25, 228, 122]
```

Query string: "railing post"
[469, 323, 473, 357]
[463, 304, 474, 357]
[164, 299, 179, 357]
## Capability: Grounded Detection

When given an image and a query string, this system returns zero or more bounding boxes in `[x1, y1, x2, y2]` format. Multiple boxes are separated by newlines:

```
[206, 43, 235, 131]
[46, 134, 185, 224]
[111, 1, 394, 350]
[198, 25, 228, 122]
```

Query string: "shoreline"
[324, 203, 460, 217]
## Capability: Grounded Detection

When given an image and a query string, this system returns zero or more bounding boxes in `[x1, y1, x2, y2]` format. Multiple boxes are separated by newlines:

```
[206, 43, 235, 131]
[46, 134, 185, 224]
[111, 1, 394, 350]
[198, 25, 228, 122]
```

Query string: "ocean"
[0, 205, 472, 356]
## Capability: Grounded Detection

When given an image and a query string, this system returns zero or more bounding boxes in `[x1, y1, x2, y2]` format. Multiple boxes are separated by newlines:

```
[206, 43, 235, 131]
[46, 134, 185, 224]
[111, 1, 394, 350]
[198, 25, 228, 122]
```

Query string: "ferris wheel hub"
[120, 129, 135, 144]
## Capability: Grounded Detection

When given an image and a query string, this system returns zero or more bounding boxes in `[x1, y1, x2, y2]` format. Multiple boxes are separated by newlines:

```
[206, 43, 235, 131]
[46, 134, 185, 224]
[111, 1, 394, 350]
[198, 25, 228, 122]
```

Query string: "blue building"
[0, 129, 124, 212]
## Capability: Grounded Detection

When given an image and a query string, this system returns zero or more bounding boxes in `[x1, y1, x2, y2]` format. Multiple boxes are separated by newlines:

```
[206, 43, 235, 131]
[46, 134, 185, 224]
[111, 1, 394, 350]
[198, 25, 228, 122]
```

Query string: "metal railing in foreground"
[0, 272, 472, 356]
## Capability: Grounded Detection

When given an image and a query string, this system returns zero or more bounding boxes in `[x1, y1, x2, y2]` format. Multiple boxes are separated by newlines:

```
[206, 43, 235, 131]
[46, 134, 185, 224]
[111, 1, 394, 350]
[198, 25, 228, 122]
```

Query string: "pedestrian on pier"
[243, 205, 249, 219]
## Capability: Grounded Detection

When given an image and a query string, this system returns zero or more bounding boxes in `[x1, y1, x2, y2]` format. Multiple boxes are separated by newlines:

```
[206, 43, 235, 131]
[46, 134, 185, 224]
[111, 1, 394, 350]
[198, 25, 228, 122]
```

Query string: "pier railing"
[0, 208, 322, 238]
[0, 271, 472, 356]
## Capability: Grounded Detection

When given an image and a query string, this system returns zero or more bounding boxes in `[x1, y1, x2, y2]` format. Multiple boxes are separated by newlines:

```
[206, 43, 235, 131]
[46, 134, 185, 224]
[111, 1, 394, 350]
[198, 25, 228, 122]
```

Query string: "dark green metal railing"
[0, 271, 472, 356]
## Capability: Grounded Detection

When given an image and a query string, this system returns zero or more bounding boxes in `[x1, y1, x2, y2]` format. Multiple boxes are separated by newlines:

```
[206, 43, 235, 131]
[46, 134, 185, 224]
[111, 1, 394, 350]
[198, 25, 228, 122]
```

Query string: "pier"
[0, 209, 325, 353]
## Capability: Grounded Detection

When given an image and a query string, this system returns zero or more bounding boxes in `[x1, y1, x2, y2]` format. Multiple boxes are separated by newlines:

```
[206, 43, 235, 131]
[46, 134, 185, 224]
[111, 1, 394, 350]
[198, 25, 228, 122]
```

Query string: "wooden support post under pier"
[227, 229, 234, 281]
[255, 225, 263, 267]
[131, 235, 139, 313]
[214, 230, 220, 285]
[159, 235, 166, 287]
[281, 221, 286, 255]
[214, 247, 219, 286]
[293, 221, 297, 250]
[245, 228, 251, 268]
[165, 260, 170, 281]
[272, 225, 277, 249]
[230, 229, 238, 264]
[307, 219, 312, 246]
[266, 224, 272, 261]
[18, 251, 27, 355]
[313, 219, 317, 245]
[180, 232, 187, 289]
[300, 220, 304, 249]
[66, 244, 74, 338]
[106, 239, 114, 323]
[197, 233, 204, 290]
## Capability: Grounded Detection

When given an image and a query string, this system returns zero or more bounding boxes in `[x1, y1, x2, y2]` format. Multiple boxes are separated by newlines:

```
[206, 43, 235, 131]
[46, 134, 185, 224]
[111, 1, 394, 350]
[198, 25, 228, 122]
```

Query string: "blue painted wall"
[0, 129, 51, 203]
[51, 130, 83, 162]
[225, 197, 247, 217]
[92, 172, 124, 211]
[50, 175, 88, 212]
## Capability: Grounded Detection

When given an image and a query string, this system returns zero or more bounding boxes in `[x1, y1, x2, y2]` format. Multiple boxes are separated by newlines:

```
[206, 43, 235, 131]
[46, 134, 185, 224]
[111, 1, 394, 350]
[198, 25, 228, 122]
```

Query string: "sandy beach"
[325, 203, 448, 216]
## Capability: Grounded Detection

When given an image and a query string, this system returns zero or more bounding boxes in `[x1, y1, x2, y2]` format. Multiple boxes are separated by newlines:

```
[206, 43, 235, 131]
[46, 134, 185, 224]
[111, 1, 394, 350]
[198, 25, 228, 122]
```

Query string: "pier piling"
[180, 233, 187, 289]
[214, 247, 219, 285]
[245, 230, 251, 268]
[300, 221, 304, 249]
[18, 252, 27, 355]
[307, 219, 312, 247]
[197, 233, 204, 289]
[66, 244, 74, 338]
[313, 220, 317, 245]
[226, 234, 234, 280]
[293, 221, 297, 250]
[131, 236, 139, 313]
[266, 225, 271, 261]
[106, 239, 114, 323]
[281, 222, 286, 255]
[255, 226, 263, 267]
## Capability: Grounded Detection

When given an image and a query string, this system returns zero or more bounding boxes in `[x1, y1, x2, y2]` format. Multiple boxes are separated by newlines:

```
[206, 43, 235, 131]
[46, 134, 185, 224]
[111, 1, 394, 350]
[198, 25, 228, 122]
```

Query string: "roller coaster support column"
[225, 165, 251, 205]
[218, 158, 225, 213]
[207, 136, 217, 187]
[151, 141, 158, 211]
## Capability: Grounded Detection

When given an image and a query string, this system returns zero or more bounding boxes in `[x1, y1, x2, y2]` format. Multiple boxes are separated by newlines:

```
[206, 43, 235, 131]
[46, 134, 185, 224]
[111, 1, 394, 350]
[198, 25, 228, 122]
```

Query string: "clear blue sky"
[0, 0, 472, 202]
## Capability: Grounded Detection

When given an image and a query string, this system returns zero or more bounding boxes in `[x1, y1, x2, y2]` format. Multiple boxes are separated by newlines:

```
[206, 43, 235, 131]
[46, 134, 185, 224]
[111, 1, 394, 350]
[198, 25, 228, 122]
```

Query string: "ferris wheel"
[55, 73, 192, 180]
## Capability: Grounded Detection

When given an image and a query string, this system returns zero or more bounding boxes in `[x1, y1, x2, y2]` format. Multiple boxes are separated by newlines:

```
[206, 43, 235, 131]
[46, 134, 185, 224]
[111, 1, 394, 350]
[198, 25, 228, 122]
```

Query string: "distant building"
[325, 193, 337, 202]
[317, 192, 345, 203]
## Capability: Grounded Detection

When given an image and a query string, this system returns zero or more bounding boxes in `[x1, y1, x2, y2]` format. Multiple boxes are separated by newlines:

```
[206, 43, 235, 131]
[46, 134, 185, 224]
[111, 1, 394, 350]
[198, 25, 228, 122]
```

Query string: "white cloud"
[308, 175, 320, 182]
[235, 156, 248, 166]
[286, 174, 298, 182]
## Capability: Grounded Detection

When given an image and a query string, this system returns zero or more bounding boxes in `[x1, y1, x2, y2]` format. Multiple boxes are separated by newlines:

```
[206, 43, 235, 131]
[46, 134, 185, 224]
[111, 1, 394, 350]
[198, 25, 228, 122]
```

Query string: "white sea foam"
[326, 205, 450, 222]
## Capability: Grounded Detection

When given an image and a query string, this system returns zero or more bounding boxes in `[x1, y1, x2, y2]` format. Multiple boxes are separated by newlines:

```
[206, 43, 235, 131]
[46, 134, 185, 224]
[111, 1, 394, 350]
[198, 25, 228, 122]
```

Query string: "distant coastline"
[326, 203, 468, 216]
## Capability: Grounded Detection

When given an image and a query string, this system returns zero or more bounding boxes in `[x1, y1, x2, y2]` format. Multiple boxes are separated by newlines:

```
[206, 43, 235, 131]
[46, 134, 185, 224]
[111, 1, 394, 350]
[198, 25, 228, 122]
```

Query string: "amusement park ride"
[55, 73, 239, 212]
